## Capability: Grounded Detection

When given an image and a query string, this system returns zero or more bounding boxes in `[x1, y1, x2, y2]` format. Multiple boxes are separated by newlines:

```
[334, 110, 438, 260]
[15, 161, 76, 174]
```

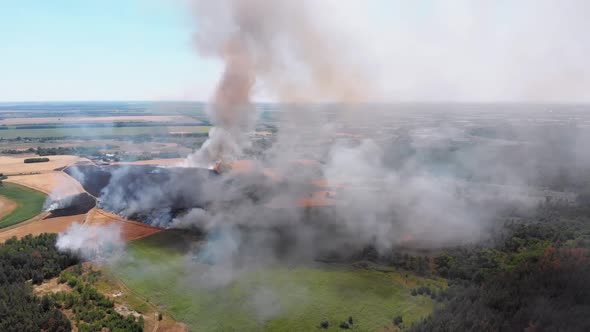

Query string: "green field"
[0, 125, 211, 139]
[112, 232, 445, 331]
[0, 182, 46, 228]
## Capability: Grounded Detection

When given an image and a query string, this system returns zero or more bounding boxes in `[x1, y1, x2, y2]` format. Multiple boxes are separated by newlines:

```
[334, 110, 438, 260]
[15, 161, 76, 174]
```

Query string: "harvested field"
[0, 155, 85, 175]
[0, 196, 17, 220]
[85, 208, 161, 242]
[0, 213, 85, 243]
[5, 171, 85, 196]
[0, 126, 210, 139]
[0, 115, 199, 125]
[115, 158, 185, 166]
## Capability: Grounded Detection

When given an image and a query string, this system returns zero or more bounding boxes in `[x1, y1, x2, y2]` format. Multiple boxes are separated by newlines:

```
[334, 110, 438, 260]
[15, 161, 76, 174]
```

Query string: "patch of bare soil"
[33, 277, 72, 296]
[0, 195, 17, 219]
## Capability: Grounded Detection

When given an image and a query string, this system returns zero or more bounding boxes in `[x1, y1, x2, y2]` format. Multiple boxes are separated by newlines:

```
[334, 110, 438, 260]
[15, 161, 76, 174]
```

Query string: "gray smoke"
[185, 0, 370, 167]
[67, 1, 590, 296]
[170, 1, 590, 281]
[56, 222, 124, 263]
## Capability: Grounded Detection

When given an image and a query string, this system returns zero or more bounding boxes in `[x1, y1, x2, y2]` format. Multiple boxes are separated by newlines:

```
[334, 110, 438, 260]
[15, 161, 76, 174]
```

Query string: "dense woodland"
[0, 234, 143, 332]
[0, 234, 77, 332]
[406, 203, 590, 332]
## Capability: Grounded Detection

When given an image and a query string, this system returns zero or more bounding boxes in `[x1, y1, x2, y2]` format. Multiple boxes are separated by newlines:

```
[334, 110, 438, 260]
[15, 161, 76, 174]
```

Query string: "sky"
[0, 0, 220, 101]
[1, 0, 589, 103]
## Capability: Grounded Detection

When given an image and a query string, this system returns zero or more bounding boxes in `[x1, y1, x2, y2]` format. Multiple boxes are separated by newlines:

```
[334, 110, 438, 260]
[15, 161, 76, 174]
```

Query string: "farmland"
[85, 208, 162, 242]
[0, 182, 46, 228]
[0, 214, 86, 243]
[112, 231, 445, 332]
[0, 125, 211, 139]
[0, 155, 84, 175]
[0, 115, 199, 125]
[5, 171, 85, 196]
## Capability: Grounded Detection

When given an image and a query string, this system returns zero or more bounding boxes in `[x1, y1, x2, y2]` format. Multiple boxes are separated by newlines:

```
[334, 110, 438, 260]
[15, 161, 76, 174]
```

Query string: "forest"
[408, 203, 590, 331]
[0, 234, 78, 332]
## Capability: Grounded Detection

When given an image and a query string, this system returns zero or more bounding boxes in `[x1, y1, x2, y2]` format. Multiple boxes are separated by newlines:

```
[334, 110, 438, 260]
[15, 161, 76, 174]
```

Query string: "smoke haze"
[55, 0, 590, 296]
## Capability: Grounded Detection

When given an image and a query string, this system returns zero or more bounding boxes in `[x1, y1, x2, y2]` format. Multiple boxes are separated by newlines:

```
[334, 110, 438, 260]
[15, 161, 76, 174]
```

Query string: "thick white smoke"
[56, 222, 124, 262]
[174, 0, 590, 272]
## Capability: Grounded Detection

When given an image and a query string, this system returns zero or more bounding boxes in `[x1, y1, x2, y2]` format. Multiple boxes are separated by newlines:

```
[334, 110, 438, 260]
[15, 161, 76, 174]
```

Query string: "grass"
[0, 126, 211, 139]
[0, 182, 46, 228]
[111, 231, 446, 331]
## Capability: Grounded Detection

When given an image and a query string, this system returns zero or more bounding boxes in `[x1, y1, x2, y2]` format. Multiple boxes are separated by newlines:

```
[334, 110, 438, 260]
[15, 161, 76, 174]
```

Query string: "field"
[0, 125, 211, 139]
[0, 196, 17, 219]
[115, 158, 186, 166]
[0, 182, 46, 228]
[0, 155, 84, 175]
[85, 208, 162, 242]
[0, 115, 199, 125]
[0, 213, 86, 243]
[112, 232, 445, 331]
[5, 171, 85, 197]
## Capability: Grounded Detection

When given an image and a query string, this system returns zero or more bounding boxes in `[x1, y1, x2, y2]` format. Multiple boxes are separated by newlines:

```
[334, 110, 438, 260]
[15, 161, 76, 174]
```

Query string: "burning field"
[26, 1, 590, 331]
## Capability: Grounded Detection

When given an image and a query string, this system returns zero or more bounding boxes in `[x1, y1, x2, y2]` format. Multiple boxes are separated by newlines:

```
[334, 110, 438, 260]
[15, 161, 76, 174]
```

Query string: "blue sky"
[0, 0, 222, 101]
[2, 1, 588, 102]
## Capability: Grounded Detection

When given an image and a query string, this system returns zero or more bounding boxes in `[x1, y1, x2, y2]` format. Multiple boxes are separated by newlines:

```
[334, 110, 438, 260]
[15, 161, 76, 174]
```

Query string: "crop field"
[0, 213, 86, 243]
[5, 171, 85, 196]
[0, 182, 46, 228]
[0, 115, 199, 125]
[85, 208, 162, 242]
[112, 232, 445, 331]
[0, 155, 84, 175]
[0, 125, 211, 139]
[115, 158, 186, 166]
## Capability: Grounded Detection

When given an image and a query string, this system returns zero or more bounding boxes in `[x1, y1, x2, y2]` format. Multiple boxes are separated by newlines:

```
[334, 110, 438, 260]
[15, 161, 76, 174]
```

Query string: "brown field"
[0, 213, 85, 243]
[5, 171, 85, 197]
[0, 195, 17, 220]
[0, 155, 86, 175]
[115, 158, 185, 166]
[85, 209, 161, 242]
[0, 115, 200, 125]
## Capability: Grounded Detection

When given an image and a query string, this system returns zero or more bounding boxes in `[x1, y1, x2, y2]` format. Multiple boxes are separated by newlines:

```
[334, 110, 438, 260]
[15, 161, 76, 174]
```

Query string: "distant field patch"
[114, 158, 185, 166]
[0, 213, 85, 243]
[0, 155, 83, 175]
[0, 115, 200, 125]
[0, 196, 17, 220]
[6, 171, 85, 197]
[0, 182, 46, 228]
[85, 208, 161, 242]
[0, 126, 211, 139]
[113, 231, 445, 331]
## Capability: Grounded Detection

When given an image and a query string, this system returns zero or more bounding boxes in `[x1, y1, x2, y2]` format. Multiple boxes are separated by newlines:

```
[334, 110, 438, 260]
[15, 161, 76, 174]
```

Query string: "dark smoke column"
[184, 0, 370, 168]
[185, 0, 260, 168]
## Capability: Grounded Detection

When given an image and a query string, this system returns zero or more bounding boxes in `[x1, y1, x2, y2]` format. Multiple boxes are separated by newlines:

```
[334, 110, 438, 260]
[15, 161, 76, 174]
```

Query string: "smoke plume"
[56, 222, 124, 262]
[185, 0, 370, 166]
